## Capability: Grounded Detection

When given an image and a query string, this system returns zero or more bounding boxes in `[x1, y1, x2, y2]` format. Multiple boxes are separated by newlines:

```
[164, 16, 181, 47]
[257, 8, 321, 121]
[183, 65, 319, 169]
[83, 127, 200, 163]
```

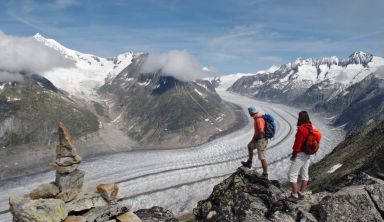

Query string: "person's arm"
[291, 127, 305, 160]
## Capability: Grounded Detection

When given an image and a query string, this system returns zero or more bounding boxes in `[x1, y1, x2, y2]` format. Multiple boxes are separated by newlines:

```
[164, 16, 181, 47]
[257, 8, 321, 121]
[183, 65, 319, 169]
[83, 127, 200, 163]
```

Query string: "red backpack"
[303, 128, 322, 155]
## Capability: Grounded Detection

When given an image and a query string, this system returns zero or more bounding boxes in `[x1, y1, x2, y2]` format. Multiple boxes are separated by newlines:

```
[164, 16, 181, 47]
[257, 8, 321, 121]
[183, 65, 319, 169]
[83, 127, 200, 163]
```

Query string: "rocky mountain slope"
[99, 54, 240, 148]
[309, 118, 384, 193]
[226, 52, 384, 134]
[0, 72, 100, 179]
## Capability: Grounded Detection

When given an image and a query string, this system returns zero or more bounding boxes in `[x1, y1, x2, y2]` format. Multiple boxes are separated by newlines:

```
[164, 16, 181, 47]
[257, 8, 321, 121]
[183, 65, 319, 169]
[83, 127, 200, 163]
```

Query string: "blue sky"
[0, 0, 383, 74]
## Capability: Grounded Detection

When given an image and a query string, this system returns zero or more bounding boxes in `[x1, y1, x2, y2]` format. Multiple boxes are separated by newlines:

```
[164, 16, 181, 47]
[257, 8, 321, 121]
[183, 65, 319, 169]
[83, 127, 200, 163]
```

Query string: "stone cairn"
[8, 122, 143, 222]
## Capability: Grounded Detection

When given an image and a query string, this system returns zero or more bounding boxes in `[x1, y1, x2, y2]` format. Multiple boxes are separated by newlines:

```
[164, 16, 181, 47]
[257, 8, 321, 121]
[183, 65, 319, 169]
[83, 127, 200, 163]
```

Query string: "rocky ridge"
[8, 123, 178, 222]
[193, 167, 384, 222]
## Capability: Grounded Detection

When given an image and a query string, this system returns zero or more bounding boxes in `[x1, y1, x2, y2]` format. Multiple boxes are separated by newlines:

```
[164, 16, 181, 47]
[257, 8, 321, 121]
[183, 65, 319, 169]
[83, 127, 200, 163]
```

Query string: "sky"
[0, 0, 383, 74]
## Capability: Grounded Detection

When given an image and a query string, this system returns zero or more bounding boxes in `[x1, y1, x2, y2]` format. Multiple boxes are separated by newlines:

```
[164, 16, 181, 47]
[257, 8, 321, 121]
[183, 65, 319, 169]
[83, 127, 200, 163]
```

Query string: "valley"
[0, 89, 344, 221]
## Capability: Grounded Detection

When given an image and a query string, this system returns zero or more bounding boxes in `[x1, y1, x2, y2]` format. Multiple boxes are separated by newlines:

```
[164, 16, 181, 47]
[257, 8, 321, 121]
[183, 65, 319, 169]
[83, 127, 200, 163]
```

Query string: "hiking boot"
[261, 172, 269, 179]
[298, 192, 305, 200]
[298, 191, 312, 199]
[286, 193, 300, 203]
[241, 160, 252, 168]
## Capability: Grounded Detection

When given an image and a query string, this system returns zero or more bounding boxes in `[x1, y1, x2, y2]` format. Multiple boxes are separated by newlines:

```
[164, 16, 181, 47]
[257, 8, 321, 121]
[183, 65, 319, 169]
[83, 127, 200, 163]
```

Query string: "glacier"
[0, 90, 344, 220]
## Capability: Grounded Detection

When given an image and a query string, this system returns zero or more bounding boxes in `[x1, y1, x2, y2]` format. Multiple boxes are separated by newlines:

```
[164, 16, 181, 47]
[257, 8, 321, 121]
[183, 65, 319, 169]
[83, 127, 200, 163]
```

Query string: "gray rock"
[55, 169, 85, 202]
[29, 182, 60, 199]
[194, 167, 286, 222]
[134, 206, 178, 222]
[366, 184, 384, 215]
[82, 203, 130, 222]
[55, 169, 85, 192]
[65, 189, 108, 213]
[316, 186, 384, 222]
[9, 196, 67, 222]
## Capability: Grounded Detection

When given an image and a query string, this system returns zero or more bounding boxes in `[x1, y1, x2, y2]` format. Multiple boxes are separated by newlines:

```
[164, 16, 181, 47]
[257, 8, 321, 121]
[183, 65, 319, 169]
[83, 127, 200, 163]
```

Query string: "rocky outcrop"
[194, 166, 384, 222]
[314, 186, 383, 222]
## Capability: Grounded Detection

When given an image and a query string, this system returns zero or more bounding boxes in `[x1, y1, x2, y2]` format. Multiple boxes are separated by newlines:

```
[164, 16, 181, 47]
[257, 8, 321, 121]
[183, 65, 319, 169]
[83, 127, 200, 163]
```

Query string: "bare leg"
[261, 159, 268, 174]
[247, 142, 254, 161]
[300, 180, 308, 192]
[291, 182, 298, 194]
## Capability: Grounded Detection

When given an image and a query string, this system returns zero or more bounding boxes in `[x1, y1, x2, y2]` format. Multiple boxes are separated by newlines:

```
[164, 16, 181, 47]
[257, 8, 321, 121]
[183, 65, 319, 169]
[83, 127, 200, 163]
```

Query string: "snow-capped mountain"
[228, 51, 384, 99]
[209, 65, 279, 90]
[98, 54, 240, 148]
[33, 33, 136, 100]
[227, 52, 384, 134]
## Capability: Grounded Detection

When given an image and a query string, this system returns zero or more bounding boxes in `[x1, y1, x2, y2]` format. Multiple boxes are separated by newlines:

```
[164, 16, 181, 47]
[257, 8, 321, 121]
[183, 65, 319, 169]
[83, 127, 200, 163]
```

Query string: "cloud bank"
[0, 31, 74, 81]
[140, 50, 216, 82]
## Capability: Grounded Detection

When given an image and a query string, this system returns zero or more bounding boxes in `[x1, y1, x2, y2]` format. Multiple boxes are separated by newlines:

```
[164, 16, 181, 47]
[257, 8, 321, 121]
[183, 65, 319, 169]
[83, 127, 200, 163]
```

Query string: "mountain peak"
[347, 51, 373, 66]
[33, 32, 44, 40]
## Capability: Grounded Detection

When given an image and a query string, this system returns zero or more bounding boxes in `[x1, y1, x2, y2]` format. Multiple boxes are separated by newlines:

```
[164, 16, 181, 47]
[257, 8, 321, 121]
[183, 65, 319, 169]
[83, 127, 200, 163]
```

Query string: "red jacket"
[292, 123, 312, 155]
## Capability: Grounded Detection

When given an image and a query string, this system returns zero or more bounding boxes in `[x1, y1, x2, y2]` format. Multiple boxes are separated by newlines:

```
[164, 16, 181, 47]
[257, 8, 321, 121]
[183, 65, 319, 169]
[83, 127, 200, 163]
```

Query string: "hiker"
[241, 106, 269, 179]
[287, 111, 313, 201]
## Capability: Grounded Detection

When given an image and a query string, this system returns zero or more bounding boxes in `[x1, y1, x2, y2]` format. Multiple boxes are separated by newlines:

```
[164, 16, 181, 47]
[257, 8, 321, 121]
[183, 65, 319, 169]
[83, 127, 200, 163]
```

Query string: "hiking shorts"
[249, 138, 268, 160]
[288, 152, 311, 182]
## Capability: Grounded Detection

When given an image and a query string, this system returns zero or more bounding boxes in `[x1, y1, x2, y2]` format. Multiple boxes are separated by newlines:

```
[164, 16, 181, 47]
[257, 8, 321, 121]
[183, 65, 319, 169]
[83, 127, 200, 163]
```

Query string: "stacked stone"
[49, 122, 84, 202]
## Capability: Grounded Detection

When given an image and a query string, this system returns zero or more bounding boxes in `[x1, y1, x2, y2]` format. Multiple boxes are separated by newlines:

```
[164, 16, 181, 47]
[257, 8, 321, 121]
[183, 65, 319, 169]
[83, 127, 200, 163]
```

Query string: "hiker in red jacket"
[288, 111, 312, 201]
[241, 106, 269, 179]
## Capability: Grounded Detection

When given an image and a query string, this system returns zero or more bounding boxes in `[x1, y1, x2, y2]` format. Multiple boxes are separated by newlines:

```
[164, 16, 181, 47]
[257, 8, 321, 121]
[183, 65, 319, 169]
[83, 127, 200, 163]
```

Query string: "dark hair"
[297, 111, 311, 126]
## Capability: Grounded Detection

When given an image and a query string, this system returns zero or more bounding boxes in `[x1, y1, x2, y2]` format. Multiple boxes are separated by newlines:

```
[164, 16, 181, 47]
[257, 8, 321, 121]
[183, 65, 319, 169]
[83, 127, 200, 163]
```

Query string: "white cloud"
[140, 50, 216, 82]
[0, 31, 74, 80]
[375, 66, 384, 79]
[0, 71, 23, 82]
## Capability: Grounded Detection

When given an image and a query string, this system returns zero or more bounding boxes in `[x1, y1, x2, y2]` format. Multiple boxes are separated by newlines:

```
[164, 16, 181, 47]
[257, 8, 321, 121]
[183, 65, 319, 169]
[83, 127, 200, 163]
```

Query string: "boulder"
[9, 196, 67, 222]
[316, 186, 383, 222]
[82, 203, 130, 222]
[96, 183, 119, 202]
[65, 189, 108, 212]
[64, 216, 86, 222]
[29, 183, 60, 199]
[116, 212, 142, 222]
[134, 206, 178, 222]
